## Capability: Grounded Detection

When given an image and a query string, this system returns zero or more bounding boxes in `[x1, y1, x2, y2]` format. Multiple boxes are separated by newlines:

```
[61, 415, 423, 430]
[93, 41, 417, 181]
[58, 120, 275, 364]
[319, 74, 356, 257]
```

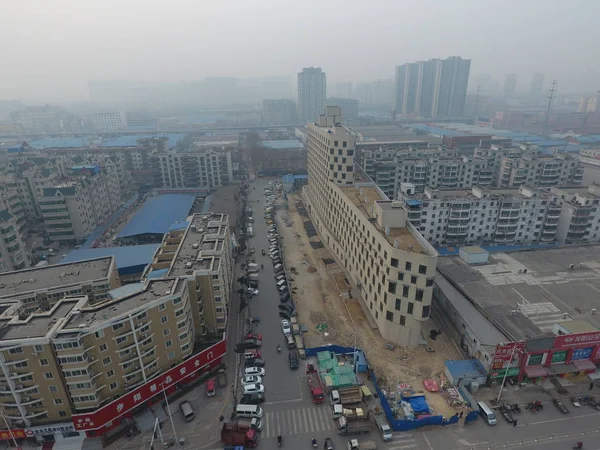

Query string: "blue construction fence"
[436, 242, 559, 256]
[305, 345, 477, 431]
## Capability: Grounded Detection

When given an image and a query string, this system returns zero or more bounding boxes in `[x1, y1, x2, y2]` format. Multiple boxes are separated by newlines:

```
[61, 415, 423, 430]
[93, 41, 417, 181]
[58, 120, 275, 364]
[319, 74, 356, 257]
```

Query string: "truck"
[217, 368, 227, 388]
[332, 403, 369, 420]
[336, 415, 371, 435]
[372, 411, 392, 441]
[236, 417, 263, 431]
[221, 423, 258, 448]
[347, 439, 377, 450]
[247, 263, 259, 273]
[294, 335, 305, 359]
[306, 363, 325, 404]
[247, 226, 254, 237]
[330, 386, 364, 406]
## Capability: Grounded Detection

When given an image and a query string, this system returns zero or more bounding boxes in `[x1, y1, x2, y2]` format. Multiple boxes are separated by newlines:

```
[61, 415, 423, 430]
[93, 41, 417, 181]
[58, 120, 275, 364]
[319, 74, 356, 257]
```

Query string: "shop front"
[489, 342, 525, 386]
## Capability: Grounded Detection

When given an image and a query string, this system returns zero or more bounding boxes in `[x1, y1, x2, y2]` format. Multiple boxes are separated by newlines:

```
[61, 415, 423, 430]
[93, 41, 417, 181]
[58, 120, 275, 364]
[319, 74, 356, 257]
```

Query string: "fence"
[305, 345, 358, 358]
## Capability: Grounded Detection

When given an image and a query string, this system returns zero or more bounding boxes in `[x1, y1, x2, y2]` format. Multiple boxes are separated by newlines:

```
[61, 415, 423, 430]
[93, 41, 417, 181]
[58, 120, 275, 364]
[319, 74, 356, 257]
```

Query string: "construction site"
[277, 194, 466, 418]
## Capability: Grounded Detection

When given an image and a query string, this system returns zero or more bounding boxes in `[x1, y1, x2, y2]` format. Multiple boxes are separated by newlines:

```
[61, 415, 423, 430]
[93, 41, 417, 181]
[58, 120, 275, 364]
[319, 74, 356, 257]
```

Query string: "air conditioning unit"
[88, 357, 94, 362]
[21, 396, 30, 402]
[32, 353, 39, 357]
[142, 333, 148, 340]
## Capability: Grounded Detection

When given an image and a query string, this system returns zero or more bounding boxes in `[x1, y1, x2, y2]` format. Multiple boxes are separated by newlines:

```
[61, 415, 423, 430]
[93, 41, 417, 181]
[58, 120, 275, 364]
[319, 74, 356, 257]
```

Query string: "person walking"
[513, 419, 518, 427]
[590, 381, 595, 391]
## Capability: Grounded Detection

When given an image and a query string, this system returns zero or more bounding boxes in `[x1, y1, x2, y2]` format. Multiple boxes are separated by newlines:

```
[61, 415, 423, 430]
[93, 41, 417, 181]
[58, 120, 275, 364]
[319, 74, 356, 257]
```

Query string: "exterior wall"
[0, 213, 29, 272]
[156, 149, 233, 190]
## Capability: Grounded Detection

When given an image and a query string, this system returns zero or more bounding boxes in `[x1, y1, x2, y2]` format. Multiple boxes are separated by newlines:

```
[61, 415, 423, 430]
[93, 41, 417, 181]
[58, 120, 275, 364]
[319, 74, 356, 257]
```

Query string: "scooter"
[277, 435, 282, 447]
[277, 345, 282, 353]
[312, 438, 317, 448]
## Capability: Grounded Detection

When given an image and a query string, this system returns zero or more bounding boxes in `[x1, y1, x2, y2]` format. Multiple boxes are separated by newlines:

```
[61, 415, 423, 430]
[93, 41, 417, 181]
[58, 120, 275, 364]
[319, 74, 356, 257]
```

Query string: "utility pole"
[542, 80, 557, 136]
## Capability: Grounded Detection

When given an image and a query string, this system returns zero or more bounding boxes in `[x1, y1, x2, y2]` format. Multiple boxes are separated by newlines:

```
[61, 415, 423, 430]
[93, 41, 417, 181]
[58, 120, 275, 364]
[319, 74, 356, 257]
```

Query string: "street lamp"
[161, 383, 179, 445]
[496, 345, 522, 403]
[0, 409, 20, 450]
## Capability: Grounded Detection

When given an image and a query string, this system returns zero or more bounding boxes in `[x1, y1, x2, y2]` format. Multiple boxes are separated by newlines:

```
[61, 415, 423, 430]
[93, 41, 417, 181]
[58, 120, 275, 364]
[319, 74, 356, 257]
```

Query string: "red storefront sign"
[492, 342, 525, 370]
[0, 430, 25, 440]
[554, 332, 600, 350]
[72, 339, 226, 431]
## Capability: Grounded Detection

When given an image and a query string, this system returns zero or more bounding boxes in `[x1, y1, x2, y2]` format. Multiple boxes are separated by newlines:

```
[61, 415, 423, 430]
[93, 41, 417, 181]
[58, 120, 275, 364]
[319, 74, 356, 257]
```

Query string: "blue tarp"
[403, 394, 430, 414]
[118, 194, 195, 238]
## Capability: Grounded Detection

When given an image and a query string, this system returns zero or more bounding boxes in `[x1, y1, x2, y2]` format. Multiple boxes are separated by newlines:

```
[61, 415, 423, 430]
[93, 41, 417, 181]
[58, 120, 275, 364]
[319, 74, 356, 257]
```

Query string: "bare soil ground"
[278, 195, 463, 418]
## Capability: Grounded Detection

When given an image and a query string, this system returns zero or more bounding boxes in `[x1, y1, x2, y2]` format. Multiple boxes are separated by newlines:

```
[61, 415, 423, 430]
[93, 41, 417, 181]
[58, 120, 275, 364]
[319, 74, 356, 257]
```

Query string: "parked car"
[244, 367, 266, 377]
[280, 293, 290, 303]
[241, 393, 265, 404]
[242, 384, 265, 395]
[241, 376, 263, 386]
[245, 332, 263, 341]
[242, 339, 262, 348]
[281, 320, 291, 335]
[279, 304, 295, 314]
[289, 351, 299, 370]
[279, 311, 291, 320]
[243, 349, 261, 360]
[244, 358, 265, 368]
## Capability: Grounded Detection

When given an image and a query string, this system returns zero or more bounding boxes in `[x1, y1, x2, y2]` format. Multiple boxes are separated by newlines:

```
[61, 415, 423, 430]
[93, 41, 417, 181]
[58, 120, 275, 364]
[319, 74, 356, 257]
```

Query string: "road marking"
[286, 409, 292, 436]
[529, 411, 600, 426]
[302, 408, 309, 431]
[423, 432, 433, 450]
[388, 445, 418, 450]
[292, 409, 298, 434]
[312, 408, 320, 431]
[265, 412, 271, 437]
[307, 407, 315, 431]
[276, 412, 281, 437]
[264, 398, 304, 405]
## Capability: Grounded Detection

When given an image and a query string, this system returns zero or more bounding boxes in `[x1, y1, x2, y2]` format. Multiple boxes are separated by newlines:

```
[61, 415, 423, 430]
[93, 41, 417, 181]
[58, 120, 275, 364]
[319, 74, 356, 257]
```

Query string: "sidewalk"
[476, 377, 599, 407]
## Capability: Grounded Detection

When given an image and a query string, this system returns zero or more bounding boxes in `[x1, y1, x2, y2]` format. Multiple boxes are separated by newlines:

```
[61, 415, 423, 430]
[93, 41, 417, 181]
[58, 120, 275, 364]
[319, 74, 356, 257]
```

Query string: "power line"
[542, 80, 557, 136]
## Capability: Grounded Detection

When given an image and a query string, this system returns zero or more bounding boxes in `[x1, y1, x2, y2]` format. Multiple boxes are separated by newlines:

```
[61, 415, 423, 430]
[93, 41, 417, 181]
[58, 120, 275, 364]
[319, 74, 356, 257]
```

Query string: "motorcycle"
[573, 442, 583, 449]
[571, 396, 582, 408]
[277, 345, 282, 353]
[552, 398, 569, 414]
[312, 438, 317, 448]
[525, 400, 543, 412]
[246, 317, 261, 325]
[262, 249, 266, 256]
[277, 435, 282, 447]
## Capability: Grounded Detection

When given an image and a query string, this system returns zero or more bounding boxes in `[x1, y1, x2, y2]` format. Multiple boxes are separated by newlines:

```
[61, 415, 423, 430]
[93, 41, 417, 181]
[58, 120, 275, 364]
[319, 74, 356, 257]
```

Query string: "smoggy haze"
[1, 0, 599, 102]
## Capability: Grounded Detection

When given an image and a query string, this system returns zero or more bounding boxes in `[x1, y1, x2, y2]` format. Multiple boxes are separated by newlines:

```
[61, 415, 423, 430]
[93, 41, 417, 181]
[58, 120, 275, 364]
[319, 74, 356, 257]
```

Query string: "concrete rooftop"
[0, 301, 80, 340]
[437, 245, 600, 341]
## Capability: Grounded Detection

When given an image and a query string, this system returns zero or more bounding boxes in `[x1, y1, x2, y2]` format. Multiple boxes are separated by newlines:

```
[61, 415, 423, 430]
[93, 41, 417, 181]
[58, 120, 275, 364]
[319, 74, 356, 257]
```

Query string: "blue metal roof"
[262, 140, 303, 149]
[81, 193, 139, 249]
[61, 244, 160, 275]
[168, 221, 189, 231]
[100, 133, 185, 149]
[117, 194, 195, 238]
[445, 359, 487, 379]
[294, 175, 308, 179]
[406, 199, 422, 206]
[28, 138, 89, 149]
[282, 174, 294, 184]
[146, 268, 169, 279]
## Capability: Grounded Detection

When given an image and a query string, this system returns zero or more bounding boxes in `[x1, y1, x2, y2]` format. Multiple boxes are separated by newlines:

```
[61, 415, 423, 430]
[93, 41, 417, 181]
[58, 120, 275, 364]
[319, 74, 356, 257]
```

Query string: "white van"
[236, 404, 263, 419]
[274, 264, 283, 272]
[277, 279, 287, 287]
[180, 401, 195, 422]
[477, 401, 497, 425]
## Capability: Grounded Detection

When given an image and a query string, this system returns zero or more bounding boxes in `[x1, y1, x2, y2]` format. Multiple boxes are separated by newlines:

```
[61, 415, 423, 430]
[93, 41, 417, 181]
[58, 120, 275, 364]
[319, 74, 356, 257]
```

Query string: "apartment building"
[262, 99, 298, 126]
[0, 210, 29, 272]
[155, 146, 233, 190]
[226, 111, 263, 127]
[325, 98, 359, 125]
[553, 185, 600, 243]
[11, 105, 65, 132]
[39, 165, 121, 244]
[87, 112, 127, 131]
[0, 277, 194, 428]
[148, 213, 233, 336]
[398, 184, 563, 246]
[497, 151, 583, 188]
[298, 67, 326, 123]
[304, 107, 437, 346]
[0, 186, 27, 231]
[360, 145, 492, 197]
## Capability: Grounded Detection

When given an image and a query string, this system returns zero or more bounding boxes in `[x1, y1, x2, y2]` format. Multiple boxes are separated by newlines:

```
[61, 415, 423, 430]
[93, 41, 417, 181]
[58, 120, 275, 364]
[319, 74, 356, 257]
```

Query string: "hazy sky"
[2, 0, 599, 102]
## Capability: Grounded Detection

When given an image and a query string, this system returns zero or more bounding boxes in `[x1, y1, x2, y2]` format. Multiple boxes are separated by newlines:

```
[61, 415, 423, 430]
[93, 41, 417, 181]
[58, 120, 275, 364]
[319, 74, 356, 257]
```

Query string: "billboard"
[491, 342, 525, 370]
[72, 339, 226, 431]
[554, 332, 600, 350]
[0, 430, 25, 441]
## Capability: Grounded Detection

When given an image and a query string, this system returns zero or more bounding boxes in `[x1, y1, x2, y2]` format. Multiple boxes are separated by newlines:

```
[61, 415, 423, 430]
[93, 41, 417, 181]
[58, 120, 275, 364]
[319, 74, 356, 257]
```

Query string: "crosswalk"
[261, 407, 419, 449]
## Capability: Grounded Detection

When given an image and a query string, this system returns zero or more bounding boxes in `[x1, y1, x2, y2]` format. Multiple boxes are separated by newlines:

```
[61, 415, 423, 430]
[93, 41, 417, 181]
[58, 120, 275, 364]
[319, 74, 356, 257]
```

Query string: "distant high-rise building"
[393, 56, 471, 119]
[577, 92, 600, 113]
[325, 98, 359, 124]
[298, 67, 326, 123]
[335, 82, 353, 99]
[262, 99, 298, 125]
[530, 73, 545, 97]
[503, 74, 517, 98]
[87, 111, 128, 131]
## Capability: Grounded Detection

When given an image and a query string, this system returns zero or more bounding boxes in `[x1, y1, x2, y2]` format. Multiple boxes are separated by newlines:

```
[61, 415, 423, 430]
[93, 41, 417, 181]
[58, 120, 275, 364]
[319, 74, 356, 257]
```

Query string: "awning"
[573, 359, 597, 372]
[524, 365, 548, 378]
[549, 363, 577, 375]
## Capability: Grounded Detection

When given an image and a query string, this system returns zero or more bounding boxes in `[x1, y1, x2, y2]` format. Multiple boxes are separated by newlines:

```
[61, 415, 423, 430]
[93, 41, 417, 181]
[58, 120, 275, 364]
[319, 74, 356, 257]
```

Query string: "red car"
[245, 332, 263, 341]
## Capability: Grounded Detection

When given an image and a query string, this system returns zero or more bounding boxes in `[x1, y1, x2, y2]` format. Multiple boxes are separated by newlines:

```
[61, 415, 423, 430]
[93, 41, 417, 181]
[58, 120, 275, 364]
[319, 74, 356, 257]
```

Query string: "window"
[137, 312, 147, 320]
[9, 347, 22, 354]
[34, 345, 44, 352]
[161, 316, 168, 324]
[44, 372, 54, 380]
[110, 382, 118, 390]
[411, 275, 417, 284]
[386, 311, 394, 322]
[391, 258, 398, 268]
[397, 272, 404, 281]
[49, 385, 58, 393]
[422, 305, 431, 319]
[426, 278, 434, 287]
[405, 261, 412, 271]
[99, 344, 108, 352]
[415, 289, 424, 302]
[40, 359, 49, 366]
[59, 411, 67, 418]
[387, 282, 396, 294]
[407, 302, 414, 314]
[418, 264, 427, 275]
[159, 304, 166, 311]
[395, 299, 401, 311]
[168, 351, 175, 360]
[166, 340, 172, 348]
[402, 285, 409, 297]
[163, 328, 171, 336]
[116, 336, 128, 344]
[102, 357, 112, 366]
[106, 369, 115, 378]
[54, 398, 63, 405]
[112, 323, 124, 331]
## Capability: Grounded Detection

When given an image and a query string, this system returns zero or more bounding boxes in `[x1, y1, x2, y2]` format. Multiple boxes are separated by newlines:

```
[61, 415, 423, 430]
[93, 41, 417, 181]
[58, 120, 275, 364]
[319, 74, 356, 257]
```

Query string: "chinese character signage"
[0, 430, 25, 440]
[24, 424, 75, 437]
[571, 347, 594, 361]
[492, 342, 525, 370]
[72, 339, 226, 431]
[554, 332, 600, 350]
[551, 350, 567, 364]
[490, 367, 520, 379]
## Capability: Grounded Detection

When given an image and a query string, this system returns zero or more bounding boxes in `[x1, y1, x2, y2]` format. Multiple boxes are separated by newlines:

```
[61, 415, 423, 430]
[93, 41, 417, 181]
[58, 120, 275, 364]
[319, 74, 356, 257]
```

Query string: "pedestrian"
[513, 419, 517, 427]
[590, 381, 595, 391]
[459, 411, 464, 418]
